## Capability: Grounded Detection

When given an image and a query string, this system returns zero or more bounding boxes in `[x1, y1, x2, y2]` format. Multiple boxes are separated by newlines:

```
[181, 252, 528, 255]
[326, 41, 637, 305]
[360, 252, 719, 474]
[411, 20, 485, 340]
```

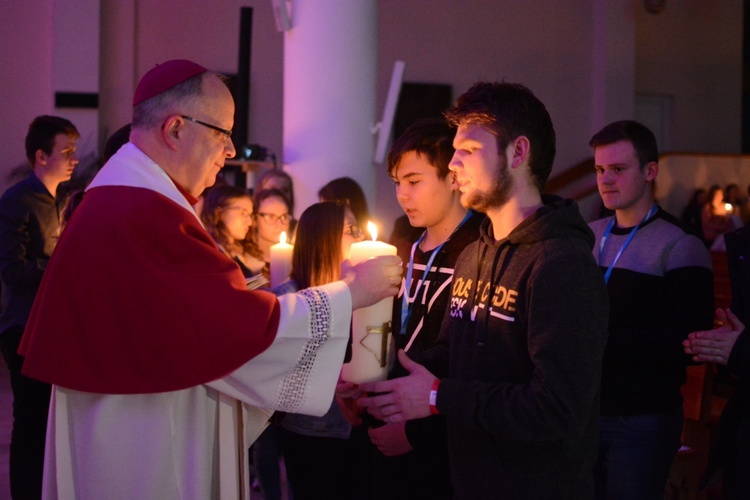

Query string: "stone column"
[99, 0, 136, 154]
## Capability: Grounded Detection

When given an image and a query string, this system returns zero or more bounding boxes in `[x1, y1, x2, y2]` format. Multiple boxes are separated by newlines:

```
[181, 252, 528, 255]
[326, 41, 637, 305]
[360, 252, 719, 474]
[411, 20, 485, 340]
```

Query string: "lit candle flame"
[279, 231, 287, 244]
[367, 221, 378, 241]
[725, 203, 733, 213]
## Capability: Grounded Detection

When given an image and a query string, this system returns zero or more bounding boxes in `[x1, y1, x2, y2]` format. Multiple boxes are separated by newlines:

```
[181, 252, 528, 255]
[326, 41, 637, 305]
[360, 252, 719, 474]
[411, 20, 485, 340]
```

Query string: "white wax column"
[342, 239, 397, 383]
[269, 232, 293, 288]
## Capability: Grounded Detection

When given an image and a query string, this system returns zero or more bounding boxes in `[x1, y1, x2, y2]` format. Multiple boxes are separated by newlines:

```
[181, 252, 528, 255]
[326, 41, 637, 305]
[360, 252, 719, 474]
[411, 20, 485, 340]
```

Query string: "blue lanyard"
[598, 205, 658, 284]
[400, 210, 473, 335]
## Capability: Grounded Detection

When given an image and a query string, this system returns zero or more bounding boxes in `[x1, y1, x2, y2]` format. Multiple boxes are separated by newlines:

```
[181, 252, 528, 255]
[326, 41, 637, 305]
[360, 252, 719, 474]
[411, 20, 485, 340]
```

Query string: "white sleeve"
[207, 280, 352, 417]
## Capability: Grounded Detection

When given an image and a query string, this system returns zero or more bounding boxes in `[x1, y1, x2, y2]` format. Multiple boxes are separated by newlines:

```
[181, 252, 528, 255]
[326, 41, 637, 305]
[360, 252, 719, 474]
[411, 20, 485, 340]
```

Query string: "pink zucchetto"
[132, 59, 208, 106]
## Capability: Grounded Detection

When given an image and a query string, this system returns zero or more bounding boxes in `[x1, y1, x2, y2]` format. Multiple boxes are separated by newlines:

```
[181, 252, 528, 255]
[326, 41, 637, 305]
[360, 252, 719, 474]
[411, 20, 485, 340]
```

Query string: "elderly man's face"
[180, 74, 236, 195]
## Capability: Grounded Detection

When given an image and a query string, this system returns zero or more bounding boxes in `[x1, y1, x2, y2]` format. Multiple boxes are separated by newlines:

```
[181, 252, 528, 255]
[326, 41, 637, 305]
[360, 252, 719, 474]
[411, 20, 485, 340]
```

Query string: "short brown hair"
[445, 82, 556, 191]
[25, 115, 79, 164]
[387, 118, 456, 180]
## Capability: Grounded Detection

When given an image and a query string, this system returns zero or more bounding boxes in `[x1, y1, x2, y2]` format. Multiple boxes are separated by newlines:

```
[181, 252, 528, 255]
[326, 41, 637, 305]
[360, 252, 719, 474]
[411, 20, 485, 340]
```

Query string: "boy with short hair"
[370, 118, 483, 499]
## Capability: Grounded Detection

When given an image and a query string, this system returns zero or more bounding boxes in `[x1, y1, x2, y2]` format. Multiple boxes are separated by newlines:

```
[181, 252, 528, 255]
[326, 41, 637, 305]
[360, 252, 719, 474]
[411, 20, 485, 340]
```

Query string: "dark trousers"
[594, 408, 684, 500]
[282, 425, 372, 500]
[0, 327, 51, 500]
[252, 423, 284, 500]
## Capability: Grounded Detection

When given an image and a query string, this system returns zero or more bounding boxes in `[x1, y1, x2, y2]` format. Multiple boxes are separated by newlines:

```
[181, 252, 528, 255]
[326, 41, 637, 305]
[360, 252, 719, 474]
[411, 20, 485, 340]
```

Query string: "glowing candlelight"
[270, 231, 293, 288]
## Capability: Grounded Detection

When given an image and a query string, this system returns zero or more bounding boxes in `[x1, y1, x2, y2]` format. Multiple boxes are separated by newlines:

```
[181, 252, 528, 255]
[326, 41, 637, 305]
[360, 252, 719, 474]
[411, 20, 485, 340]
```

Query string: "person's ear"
[509, 136, 531, 169]
[644, 161, 658, 182]
[162, 115, 183, 151]
[35, 149, 47, 167]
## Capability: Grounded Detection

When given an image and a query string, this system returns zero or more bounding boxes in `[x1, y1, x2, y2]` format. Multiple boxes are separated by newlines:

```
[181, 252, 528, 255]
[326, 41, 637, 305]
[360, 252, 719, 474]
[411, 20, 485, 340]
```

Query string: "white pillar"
[99, 0, 136, 154]
[590, 0, 635, 134]
[282, 0, 377, 218]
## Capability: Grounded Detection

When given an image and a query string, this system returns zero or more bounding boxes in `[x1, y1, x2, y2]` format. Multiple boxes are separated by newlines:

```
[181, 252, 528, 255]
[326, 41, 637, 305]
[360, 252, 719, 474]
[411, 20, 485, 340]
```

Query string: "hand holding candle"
[269, 231, 293, 288]
[342, 222, 399, 384]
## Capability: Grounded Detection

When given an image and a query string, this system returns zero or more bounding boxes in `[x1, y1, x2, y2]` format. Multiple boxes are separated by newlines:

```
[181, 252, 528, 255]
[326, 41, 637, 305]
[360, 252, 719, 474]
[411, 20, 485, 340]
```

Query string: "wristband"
[429, 378, 441, 415]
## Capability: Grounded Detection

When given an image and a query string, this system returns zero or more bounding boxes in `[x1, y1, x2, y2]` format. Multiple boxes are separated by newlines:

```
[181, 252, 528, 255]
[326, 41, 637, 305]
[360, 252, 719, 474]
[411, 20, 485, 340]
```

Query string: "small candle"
[342, 222, 397, 383]
[270, 231, 293, 288]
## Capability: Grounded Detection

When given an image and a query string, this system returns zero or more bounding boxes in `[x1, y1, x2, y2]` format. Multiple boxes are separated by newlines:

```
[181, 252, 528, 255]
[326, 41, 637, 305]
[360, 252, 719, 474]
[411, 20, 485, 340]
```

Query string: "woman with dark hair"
[318, 176, 370, 230]
[274, 201, 367, 500]
[285, 203, 359, 286]
[200, 185, 265, 279]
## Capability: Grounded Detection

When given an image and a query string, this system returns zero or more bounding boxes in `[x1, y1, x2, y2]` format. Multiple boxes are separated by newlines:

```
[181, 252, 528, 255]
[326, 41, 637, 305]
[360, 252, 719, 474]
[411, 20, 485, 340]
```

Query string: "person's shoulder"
[86, 184, 192, 214]
[0, 175, 40, 212]
[654, 208, 696, 233]
[649, 211, 712, 267]
[78, 186, 205, 244]
[1, 174, 35, 197]
[651, 210, 707, 247]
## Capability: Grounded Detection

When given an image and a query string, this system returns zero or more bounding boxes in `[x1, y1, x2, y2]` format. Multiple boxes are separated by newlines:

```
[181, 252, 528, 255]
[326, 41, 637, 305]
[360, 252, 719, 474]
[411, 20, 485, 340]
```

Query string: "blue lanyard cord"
[400, 210, 473, 337]
[598, 205, 658, 284]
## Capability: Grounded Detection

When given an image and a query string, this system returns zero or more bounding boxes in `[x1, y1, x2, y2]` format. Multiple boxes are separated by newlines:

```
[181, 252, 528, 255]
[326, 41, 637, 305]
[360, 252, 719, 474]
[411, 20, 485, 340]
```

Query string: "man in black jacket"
[361, 82, 609, 499]
[0, 115, 79, 499]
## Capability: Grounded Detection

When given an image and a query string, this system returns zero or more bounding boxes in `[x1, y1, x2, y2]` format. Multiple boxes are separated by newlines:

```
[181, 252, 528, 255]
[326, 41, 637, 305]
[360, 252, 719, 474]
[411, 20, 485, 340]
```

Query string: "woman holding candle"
[200, 185, 266, 279]
[253, 188, 294, 267]
[273, 201, 369, 500]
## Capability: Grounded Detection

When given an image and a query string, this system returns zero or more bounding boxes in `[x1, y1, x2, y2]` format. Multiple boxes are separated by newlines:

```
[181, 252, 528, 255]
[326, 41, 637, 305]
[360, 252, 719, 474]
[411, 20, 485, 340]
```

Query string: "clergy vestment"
[19, 143, 352, 499]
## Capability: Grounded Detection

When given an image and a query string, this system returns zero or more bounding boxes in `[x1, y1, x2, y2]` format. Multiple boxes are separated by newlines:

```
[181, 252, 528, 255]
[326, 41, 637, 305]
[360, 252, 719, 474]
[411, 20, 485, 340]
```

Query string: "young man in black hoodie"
[360, 82, 609, 499]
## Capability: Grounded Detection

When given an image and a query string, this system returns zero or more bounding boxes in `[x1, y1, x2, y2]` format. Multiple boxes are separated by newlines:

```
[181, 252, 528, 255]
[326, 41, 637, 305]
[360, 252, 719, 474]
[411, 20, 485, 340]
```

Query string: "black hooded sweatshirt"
[420, 195, 609, 499]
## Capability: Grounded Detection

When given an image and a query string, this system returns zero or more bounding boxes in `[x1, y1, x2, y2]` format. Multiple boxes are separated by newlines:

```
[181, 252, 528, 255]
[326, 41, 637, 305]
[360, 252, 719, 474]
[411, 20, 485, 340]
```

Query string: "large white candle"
[342, 222, 397, 383]
[270, 231, 293, 288]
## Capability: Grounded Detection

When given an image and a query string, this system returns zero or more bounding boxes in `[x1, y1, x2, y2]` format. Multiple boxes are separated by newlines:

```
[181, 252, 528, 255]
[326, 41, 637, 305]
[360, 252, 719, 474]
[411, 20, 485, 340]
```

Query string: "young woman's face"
[341, 206, 363, 260]
[256, 196, 291, 243]
[220, 196, 254, 242]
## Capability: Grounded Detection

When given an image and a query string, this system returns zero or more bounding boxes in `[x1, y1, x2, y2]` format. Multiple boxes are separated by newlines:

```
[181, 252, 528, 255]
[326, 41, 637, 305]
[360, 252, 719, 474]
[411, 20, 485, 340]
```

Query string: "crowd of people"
[0, 58, 747, 500]
[681, 183, 750, 250]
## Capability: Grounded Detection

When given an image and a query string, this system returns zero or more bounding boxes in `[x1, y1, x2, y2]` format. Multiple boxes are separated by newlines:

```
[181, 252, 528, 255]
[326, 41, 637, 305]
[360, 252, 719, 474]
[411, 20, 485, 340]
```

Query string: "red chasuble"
[19, 185, 280, 394]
